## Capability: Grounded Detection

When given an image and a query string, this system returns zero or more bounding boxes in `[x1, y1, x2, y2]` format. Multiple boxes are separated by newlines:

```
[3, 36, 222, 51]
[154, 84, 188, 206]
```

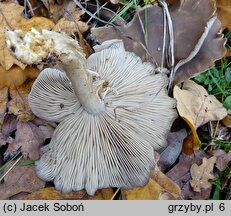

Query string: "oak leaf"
[0, 2, 54, 70]
[166, 151, 213, 199]
[190, 156, 216, 192]
[0, 160, 45, 200]
[174, 80, 227, 129]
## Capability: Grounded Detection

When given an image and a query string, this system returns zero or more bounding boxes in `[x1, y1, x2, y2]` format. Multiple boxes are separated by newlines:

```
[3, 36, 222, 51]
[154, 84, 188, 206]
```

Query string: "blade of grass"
[110, 0, 134, 23]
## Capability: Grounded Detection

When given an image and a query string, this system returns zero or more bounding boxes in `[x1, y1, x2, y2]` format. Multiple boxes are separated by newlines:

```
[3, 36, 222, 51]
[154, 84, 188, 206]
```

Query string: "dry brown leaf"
[0, 115, 17, 147]
[158, 129, 187, 171]
[174, 80, 227, 129]
[5, 121, 54, 160]
[20, 187, 113, 200]
[53, 9, 93, 57]
[0, 87, 8, 128]
[190, 156, 216, 192]
[0, 2, 54, 70]
[210, 150, 231, 171]
[217, 0, 231, 30]
[0, 66, 40, 88]
[8, 80, 35, 122]
[225, 48, 231, 58]
[53, 10, 89, 34]
[91, 0, 226, 84]
[222, 115, 231, 128]
[122, 169, 180, 200]
[166, 151, 212, 199]
[0, 160, 45, 200]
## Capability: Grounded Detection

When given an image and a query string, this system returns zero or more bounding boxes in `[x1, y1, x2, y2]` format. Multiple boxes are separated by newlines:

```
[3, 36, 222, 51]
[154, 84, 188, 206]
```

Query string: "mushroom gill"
[5, 29, 177, 195]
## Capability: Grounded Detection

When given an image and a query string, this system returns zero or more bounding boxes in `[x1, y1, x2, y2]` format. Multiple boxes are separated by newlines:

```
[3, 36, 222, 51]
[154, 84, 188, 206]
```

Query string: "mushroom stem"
[60, 55, 105, 114]
[4, 28, 105, 114]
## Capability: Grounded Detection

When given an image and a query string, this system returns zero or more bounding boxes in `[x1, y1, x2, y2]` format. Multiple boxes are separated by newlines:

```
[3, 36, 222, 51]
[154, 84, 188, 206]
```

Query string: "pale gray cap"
[29, 41, 176, 195]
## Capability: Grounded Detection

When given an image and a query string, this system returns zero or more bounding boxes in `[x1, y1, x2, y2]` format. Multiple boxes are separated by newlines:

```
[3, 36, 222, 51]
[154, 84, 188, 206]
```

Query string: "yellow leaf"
[20, 187, 114, 200]
[0, 87, 8, 128]
[174, 80, 227, 129]
[0, 65, 39, 88]
[190, 156, 216, 192]
[217, 0, 231, 30]
[122, 169, 181, 200]
[9, 80, 35, 122]
[0, 2, 54, 70]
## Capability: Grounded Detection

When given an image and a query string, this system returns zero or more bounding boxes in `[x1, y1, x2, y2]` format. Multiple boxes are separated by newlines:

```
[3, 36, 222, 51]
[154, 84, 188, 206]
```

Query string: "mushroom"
[5, 28, 177, 195]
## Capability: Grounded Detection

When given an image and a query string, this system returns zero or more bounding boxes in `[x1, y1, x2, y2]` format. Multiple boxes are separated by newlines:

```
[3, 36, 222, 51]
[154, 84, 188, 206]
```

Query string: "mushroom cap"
[30, 42, 176, 195]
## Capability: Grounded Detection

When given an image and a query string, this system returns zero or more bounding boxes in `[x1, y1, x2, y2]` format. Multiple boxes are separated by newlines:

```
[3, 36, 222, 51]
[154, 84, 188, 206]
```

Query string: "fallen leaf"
[53, 10, 92, 57]
[8, 80, 35, 122]
[91, 0, 226, 84]
[5, 121, 54, 160]
[0, 65, 40, 88]
[53, 10, 89, 35]
[122, 178, 163, 200]
[0, 115, 17, 147]
[0, 2, 54, 70]
[166, 151, 213, 199]
[20, 187, 113, 200]
[158, 129, 187, 171]
[182, 134, 197, 155]
[217, 0, 231, 30]
[210, 150, 231, 171]
[225, 47, 231, 58]
[122, 169, 181, 200]
[190, 156, 216, 192]
[0, 87, 8, 128]
[222, 115, 231, 128]
[0, 160, 45, 200]
[174, 80, 227, 129]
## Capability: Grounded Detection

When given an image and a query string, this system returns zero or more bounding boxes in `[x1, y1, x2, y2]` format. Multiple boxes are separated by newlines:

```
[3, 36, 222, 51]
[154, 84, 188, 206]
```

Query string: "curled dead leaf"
[91, 0, 226, 84]
[158, 129, 187, 171]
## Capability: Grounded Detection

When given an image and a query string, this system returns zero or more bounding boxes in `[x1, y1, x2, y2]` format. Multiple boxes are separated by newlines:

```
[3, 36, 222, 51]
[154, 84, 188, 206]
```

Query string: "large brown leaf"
[91, 0, 226, 84]
[0, 160, 45, 200]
